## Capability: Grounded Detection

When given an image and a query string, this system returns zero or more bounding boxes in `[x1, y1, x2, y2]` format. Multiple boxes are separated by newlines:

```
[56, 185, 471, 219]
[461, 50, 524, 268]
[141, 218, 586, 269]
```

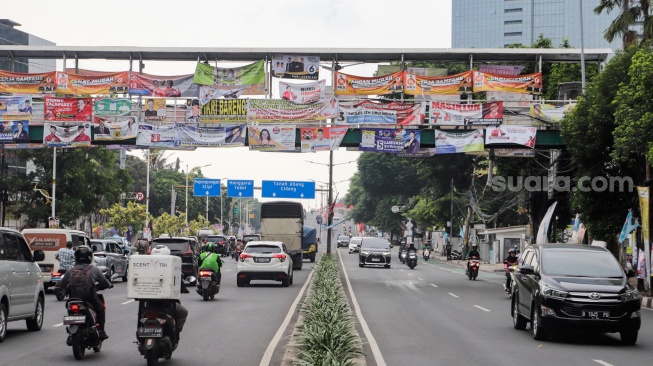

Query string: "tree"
[152, 212, 186, 237]
[188, 215, 212, 236]
[99, 201, 148, 235]
[595, 0, 652, 45]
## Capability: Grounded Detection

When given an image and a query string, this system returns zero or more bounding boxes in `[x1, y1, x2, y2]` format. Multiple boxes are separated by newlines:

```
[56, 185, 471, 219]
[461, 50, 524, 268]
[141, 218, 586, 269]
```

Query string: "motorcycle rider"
[466, 244, 481, 273]
[503, 248, 519, 292]
[149, 245, 189, 339]
[197, 242, 223, 292]
[59, 245, 112, 340]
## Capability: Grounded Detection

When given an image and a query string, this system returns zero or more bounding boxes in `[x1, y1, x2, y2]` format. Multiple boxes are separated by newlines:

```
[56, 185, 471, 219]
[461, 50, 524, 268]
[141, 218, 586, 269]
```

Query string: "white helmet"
[151, 245, 171, 255]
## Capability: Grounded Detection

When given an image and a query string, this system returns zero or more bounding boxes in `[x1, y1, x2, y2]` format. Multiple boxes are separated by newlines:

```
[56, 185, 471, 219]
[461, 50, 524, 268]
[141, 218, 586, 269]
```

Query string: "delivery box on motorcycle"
[127, 255, 182, 300]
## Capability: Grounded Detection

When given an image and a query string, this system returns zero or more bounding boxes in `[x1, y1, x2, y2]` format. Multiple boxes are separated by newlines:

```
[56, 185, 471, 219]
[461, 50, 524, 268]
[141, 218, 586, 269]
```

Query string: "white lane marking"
[121, 299, 135, 305]
[259, 261, 316, 366]
[448, 293, 459, 298]
[400, 269, 404, 272]
[53, 322, 63, 327]
[417, 278, 423, 281]
[430, 284, 438, 288]
[473, 305, 491, 312]
[339, 249, 387, 366]
[225, 269, 232, 272]
[407, 273, 413, 276]
[593, 360, 614, 366]
[642, 306, 653, 312]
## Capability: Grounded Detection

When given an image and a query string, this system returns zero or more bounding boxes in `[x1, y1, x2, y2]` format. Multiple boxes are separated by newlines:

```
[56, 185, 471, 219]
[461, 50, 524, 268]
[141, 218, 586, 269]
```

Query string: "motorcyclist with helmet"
[466, 244, 481, 273]
[503, 248, 519, 292]
[149, 245, 189, 339]
[197, 242, 223, 292]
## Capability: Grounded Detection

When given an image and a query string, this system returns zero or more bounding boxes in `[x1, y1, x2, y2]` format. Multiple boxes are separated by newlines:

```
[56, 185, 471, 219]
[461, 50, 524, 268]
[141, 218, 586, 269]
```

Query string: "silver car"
[348, 237, 363, 253]
[90, 240, 129, 282]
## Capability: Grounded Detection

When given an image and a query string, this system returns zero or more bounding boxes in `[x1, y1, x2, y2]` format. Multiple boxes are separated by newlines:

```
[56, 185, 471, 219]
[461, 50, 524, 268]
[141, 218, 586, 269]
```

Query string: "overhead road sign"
[227, 180, 254, 198]
[193, 178, 222, 197]
[261, 180, 315, 199]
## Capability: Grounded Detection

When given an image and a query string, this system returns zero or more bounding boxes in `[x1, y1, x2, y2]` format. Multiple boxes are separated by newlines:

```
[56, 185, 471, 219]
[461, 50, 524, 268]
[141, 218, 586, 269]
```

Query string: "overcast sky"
[3, 0, 453, 209]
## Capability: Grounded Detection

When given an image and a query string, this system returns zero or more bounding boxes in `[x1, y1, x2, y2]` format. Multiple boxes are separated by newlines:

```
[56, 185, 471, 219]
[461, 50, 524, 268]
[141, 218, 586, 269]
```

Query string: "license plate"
[581, 311, 609, 320]
[254, 257, 271, 263]
[63, 316, 86, 325]
[370, 258, 381, 262]
[51, 277, 61, 282]
[137, 327, 163, 337]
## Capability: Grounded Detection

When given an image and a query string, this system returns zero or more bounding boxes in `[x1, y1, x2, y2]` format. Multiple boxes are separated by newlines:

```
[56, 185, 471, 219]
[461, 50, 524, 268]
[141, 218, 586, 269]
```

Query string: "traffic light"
[234, 206, 240, 215]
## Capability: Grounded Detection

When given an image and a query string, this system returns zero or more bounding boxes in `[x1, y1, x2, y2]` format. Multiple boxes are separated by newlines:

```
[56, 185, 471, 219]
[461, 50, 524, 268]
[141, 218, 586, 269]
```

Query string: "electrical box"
[126, 255, 181, 300]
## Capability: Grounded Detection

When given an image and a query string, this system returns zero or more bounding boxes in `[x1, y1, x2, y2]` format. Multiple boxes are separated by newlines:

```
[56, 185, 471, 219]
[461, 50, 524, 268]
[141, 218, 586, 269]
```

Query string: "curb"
[643, 296, 653, 309]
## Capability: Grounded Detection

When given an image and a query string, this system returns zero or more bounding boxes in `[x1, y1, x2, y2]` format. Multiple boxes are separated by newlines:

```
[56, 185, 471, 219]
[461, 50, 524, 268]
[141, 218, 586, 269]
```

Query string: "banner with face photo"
[44, 97, 93, 123]
[334, 70, 404, 95]
[530, 103, 575, 122]
[193, 60, 266, 95]
[299, 127, 348, 152]
[247, 99, 338, 122]
[279, 80, 326, 104]
[485, 125, 537, 148]
[473, 71, 542, 94]
[0, 71, 57, 93]
[129, 72, 199, 97]
[199, 98, 247, 123]
[359, 128, 415, 154]
[136, 123, 177, 148]
[404, 70, 473, 95]
[248, 125, 297, 151]
[271, 55, 320, 80]
[434, 130, 485, 154]
[175, 124, 246, 147]
[92, 116, 138, 141]
[336, 100, 425, 126]
[0, 96, 33, 120]
[43, 123, 92, 147]
[199, 85, 247, 105]
[0, 121, 29, 143]
[93, 98, 131, 116]
[466, 101, 504, 125]
[55, 71, 130, 95]
[142, 98, 168, 122]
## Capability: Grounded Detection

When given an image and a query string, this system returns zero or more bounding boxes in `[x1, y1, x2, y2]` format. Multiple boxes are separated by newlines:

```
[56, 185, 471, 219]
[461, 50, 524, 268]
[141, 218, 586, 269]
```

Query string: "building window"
[505, 8, 522, 13]
[504, 20, 522, 25]
[504, 32, 522, 36]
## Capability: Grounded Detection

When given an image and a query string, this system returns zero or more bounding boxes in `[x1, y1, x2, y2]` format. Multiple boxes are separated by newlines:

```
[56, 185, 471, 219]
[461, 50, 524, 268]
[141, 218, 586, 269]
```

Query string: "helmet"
[74, 245, 93, 264]
[151, 245, 171, 255]
[205, 242, 215, 252]
[508, 248, 517, 254]
[211, 243, 219, 253]
[472, 244, 478, 248]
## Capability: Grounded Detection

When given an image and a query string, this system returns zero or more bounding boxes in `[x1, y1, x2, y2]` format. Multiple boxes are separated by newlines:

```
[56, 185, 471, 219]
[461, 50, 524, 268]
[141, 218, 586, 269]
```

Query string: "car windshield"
[152, 240, 190, 253]
[245, 245, 281, 254]
[207, 236, 226, 242]
[338, 236, 349, 240]
[542, 250, 623, 277]
[361, 239, 389, 250]
[351, 239, 362, 245]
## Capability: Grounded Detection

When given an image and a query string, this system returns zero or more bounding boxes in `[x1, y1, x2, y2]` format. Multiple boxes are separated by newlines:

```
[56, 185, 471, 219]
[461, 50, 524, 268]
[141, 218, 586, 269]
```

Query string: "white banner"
[279, 80, 326, 104]
[485, 125, 537, 148]
[434, 130, 484, 154]
[92, 116, 139, 141]
[199, 85, 247, 105]
[536, 201, 558, 244]
[136, 123, 177, 148]
[430, 102, 480, 126]
[299, 127, 348, 152]
[248, 125, 297, 151]
[530, 103, 576, 122]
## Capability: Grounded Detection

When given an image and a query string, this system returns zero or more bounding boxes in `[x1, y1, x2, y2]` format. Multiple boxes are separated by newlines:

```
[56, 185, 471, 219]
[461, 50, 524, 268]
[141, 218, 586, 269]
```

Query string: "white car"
[236, 241, 294, 287]
[349, 236, 363, 253]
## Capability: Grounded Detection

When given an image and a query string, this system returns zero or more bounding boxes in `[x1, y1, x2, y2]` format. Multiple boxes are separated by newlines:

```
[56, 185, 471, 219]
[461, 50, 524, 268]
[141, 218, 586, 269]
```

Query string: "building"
[452, 0, 621, 50]
[0, 19, 56, 73]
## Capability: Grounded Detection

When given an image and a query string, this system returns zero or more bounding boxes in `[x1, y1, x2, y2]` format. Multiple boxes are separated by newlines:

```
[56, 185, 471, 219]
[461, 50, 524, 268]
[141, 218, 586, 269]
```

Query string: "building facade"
[0, 19, 56, 73]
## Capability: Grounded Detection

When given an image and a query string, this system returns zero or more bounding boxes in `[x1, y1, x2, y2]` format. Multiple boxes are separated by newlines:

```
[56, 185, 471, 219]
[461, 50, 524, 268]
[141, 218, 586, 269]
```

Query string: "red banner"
[44, 97, 93, 123]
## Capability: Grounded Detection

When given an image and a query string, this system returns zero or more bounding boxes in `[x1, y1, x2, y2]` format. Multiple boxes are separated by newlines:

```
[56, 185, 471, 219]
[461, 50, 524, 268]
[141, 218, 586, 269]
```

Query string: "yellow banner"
[404, 70, 473, 95]
[0, 71, 57, 93]
[56, 71, 130, 95]
[638, 187, 649, 241]
[472, 71, 542, 94]
[334, 70, 403, 95]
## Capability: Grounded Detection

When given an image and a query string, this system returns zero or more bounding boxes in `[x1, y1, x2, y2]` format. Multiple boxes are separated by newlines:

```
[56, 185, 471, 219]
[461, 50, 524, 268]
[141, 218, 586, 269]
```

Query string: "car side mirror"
[519, 265, 535, 275]
[33, 250, 45, 262]
[123, 249, 130, 255]
[626, 268, 636, 278]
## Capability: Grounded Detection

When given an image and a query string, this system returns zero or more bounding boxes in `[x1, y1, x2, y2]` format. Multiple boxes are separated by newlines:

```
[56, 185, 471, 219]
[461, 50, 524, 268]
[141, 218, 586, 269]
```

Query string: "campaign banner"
[485, 125, 537, 148]
[43, 123, 92, 147]
[465, 101, 504, 125]
[530, 103, 575, 122]
[404, 70, 473, 96]
[2, 143, 46, 150]
[56, 71, 130, 95]
[0, 71, 57, 93]
[299, 127, 348, 152]
[142, 98, 168, 122]
[378, 65, 447, 77]
[429, 102, 479, 125]
[129, 72, 199, 97]
[0, 96, 33, 120]
[93, 98, 131, 116]
[271, 55, 320, 80]
[334, 70, 404, 95]
[473, 71, 542, 94]
[247, 99, 338, 122]
[199, 98, 247, 123]
[44, 97, 93, 123]
[434, 130, 485, 154]
[279, 80, 326, 104]
[199, 85, 247, 105]
[193, 60, 266, 95]
[478, 64, 525, 76]
[136, 123, 177, 148]
[0, 121, 29, 143]
[336, 100, 425, 125]
[92, 116, 138, 141]
[175, 124, 246, 147]
[359, 128, 421, 154]
[248, 125, 297, 151]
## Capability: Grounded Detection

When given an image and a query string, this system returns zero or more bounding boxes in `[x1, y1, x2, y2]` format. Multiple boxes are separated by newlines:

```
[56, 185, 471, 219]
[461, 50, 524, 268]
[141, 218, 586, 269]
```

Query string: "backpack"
[69, 266, 95, 300]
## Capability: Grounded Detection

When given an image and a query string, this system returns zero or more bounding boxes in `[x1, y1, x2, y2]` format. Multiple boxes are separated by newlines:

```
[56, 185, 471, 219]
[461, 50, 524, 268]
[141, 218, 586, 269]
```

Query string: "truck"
[302, 226, 318, 263]
[259, 201, 303, 270]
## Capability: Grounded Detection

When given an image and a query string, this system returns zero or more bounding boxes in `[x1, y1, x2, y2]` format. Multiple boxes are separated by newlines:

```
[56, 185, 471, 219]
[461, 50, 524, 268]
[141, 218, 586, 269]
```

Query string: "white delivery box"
[127, 255, 182, 300]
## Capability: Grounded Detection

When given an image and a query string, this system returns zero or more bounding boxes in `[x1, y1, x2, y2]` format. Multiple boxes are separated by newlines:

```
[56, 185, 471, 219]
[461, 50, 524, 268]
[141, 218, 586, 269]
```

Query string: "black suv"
[511, 244, 641, 344]
[151, 237, 200, 283]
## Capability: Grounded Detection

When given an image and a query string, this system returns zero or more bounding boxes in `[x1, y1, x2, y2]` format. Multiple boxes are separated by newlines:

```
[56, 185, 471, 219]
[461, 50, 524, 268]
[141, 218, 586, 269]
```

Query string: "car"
[349, 236, 363, 253]
[151, 237, 200, 283]
[103, 236, 129, 250]
[511, 244, 641, 344]
[236, 241, 294, 287]
[242, 234, 262, 244]
[359, 237, 391, 268]
[336, 235, 350, 248]
[206, 235, 229, 255]
[0, 228, 46, 342]
[90, 239, 129, 282]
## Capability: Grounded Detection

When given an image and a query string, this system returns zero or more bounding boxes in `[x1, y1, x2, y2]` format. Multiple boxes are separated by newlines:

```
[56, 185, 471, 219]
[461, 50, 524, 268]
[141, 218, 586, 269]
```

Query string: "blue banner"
[359, 128, 421, 154]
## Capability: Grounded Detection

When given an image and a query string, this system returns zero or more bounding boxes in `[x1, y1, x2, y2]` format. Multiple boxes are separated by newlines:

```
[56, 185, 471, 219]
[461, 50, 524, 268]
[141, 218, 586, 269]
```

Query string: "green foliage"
[188, 216, 212, 236]
[595, 0, 652, 45]
[152, 212, 186, 237]
[544, 38, 600, 100]
[99, 201, 148, 235]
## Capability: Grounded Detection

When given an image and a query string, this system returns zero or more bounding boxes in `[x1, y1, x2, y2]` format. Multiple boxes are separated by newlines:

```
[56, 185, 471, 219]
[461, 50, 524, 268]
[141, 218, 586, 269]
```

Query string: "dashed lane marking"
[448, 293, 459, 298]
[473, 305, 491, 312]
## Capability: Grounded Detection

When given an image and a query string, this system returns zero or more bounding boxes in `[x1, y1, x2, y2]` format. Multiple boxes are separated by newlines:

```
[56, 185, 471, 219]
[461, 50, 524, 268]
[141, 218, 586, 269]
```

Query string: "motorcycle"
[466, 256, 480, 280]
[196, 269, 220, 301]
[63, 286, 111, 360]
[52, 269, 68, 301]
[233, 248, 242, 261]
[399, 250, 407, 264]
[506, 264, 518, 298]
[406, 251, 418, 269]
[423, 248, 431, 261]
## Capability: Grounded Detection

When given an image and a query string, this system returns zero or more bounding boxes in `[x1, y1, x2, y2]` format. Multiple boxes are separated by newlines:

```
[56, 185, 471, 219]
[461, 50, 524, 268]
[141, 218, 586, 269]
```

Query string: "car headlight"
[361, 251, 369, 255]
[383, 252, 390, 256]
[541, 286, 568, 299]
[620, 289, 640, 301]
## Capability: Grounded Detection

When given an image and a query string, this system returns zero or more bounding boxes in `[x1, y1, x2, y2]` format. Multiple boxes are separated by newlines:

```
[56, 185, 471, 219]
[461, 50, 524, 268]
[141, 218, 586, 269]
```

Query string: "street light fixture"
[185, 163, 211, 227]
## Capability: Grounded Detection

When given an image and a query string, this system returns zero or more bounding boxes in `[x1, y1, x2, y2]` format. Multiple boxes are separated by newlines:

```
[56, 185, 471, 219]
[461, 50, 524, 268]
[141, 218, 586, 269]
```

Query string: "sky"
[2, 0, 453, 209]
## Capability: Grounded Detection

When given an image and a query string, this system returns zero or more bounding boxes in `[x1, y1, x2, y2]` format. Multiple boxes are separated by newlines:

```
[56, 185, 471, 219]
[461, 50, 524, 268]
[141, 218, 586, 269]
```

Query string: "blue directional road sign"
[227, 180, 254, 198]
[261, 180, 315, 199]
[193, 178, 222, 197]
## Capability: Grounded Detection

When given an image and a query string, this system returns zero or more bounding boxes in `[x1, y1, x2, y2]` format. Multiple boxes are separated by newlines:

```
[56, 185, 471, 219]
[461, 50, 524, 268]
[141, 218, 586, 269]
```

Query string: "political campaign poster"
[404, 70, 473, 96]
[175, 124, 246, 147]
[142, 98, 168, 122]
[359, 128, 414, 154]
[0, 96, 33, 120]
[248, 124, 297, 151]
[129, 72, 199, 97]
[247, 99, 339, 122]
[478, 64, 525, 76]
[199, 85, 247, 105]
[434, 130, 485, 154]
[465, 101, 504, 125]
[530, 103, 575, 122]
[485, 126, 537, 148]
[43, 123, 92, 147]
[334, 70, 404, 95]
[92, 116, 138, 141]
[193, 60, 266, 95]
[0, 71, 57, 93]
[55, 71, 130, 95]
[199, 98, 247, 123]
[299, 126, 348, 152]
[93, 98, 132, 116]
[473, 71, 542, 94]
[271, 55, 320, 80]
[136, 123, 177, 148]
[336, 100, 425, 125]
[0, 121, 29, 143]
[429, 102, 479, 126]
[44, 97, 93, 123]
[377, 65, 447, 77]
[279, 80, 326, 104]
[2, 143, 45, 150]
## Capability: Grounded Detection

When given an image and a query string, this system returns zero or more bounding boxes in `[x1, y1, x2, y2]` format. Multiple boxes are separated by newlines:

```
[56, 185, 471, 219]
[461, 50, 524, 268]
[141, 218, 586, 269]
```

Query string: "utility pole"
[327, 150, 334, 254]
[450, 178, 454, 240]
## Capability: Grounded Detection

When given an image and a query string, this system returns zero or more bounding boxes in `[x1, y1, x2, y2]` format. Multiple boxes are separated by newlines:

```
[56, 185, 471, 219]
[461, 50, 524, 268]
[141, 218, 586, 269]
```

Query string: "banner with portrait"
[473, 71, 542, 94]
[44, 97, 93, 123]
[334, 70, 404, 95]
[530, 103, 575, 122]
[271, 55, 320, 80]
[0, 71, 57, 93]
[0, 96, 33, 120]
[279, 80, 326, 104]
[175, 124, 247, 147]
[404, 70, 473, 96]
[434, 130, 485, 154]
[378, 65, 447, 77]
[248, 125, 297, 151]
[92, 116, 138, 141]
[465, 101, 504, 125]
[43, 123, 92, 147]
[129, 72, 199, 97]
[359, 128, 421, 154]
[247, 99, 338, 122]
[199, 98, 247, 123]
[193, 60, 266, 95]
[485, 125, 537, 148]
[299, 127, 348, 152]
[199, 85, 247, 105]
[93, 98, 132, 116]
[142, 98, 167, 122]
[336, 100, 425, 125]
[55, 71, 130, 95]
[136, 123, 177, 148]
[1, 121, 30, 143]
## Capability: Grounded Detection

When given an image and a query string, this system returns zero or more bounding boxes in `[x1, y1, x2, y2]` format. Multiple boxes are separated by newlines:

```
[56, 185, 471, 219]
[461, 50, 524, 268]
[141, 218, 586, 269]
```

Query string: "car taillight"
[239, 253, 252, 262]
[272, 253, 287, 262]
[199, 270, 212, 277]
[219, 241, 226, 245]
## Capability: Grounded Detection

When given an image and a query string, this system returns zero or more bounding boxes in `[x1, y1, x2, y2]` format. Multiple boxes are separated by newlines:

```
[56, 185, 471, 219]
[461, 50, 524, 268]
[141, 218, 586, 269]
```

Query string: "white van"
[21, 229, 91, 290]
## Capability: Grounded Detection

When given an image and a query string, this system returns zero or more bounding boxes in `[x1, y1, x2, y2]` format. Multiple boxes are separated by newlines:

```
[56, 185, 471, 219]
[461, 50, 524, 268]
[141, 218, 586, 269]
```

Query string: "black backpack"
[69, 266, 95, 300]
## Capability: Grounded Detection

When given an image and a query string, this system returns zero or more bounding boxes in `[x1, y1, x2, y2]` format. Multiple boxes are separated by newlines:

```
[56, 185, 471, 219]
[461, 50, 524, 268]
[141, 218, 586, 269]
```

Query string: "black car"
[151, 237, 200, 283]
[358, 238, 391, 268]
[336, 235, 350, 248]
[511, 244, 641, 344]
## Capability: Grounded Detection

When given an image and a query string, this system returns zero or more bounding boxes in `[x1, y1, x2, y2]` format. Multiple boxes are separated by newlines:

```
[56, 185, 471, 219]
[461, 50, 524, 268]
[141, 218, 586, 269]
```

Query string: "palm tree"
[595, 0, 652, 46]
